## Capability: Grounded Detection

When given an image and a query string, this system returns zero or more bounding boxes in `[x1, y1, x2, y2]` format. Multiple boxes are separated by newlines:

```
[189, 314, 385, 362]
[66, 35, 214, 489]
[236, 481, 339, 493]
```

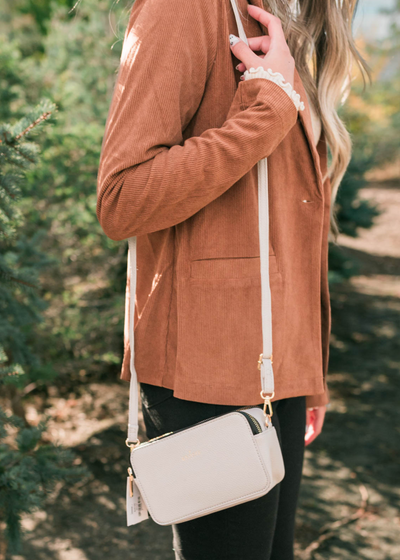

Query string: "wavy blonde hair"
[265, 0, 370, 239]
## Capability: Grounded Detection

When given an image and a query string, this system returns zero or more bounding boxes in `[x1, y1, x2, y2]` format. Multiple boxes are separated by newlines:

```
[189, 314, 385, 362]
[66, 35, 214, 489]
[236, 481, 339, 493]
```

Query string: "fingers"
[235, 38, 269, 73]
[229, 34, 263, 69]
[314, 406, 326, 434]
[246, 4, 286, 48]
[304, 425, 315, 446]
[247, 35, 271, 54]
[229, 6, 291, 81]
[304, 409, 315, 446]
[304, 406, 326, 446]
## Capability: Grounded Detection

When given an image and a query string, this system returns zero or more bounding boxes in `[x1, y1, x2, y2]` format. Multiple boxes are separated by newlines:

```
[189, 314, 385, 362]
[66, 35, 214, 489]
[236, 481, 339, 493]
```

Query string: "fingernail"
[239, 75, 244, 80]
[235, 64, 240, 70]
[229, 34, 240, 46]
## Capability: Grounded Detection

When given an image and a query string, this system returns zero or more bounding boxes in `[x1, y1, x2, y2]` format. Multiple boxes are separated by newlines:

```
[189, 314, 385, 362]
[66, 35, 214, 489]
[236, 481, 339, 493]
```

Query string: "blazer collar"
[237, 0, 325, 195]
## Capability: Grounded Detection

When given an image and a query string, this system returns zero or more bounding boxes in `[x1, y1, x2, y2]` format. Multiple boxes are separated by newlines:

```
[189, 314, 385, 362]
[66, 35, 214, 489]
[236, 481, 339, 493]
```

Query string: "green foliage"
[0, 103, 90, 554]
[0, 0, 130, 384]
[0, 39, 25, 122]
[337, 68, 399, 237]
[21, 0, 129, 379]
[330, 19, 400, 281]
[0, 0, 78, 41]
[0, 101, 58, 389]
[0, 408, 87, 553]
[14, 0, 77, 35]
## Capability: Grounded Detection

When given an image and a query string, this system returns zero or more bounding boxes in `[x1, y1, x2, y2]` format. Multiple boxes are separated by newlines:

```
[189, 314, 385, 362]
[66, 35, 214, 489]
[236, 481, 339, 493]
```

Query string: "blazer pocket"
[190, 255, 279, 279]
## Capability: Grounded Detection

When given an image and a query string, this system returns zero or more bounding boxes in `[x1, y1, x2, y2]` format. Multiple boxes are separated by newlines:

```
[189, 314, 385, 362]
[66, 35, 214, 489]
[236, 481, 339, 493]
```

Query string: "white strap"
[229, 0, 249, 46]
[125, 0, 274, 442]
[257, 157, 274, 395]
[127, 236, 139, 443]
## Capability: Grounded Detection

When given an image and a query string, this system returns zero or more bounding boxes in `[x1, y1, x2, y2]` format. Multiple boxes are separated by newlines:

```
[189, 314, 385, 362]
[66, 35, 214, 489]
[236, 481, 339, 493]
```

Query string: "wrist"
[307, 403, 331, 410]
[243, 66, 305, 112]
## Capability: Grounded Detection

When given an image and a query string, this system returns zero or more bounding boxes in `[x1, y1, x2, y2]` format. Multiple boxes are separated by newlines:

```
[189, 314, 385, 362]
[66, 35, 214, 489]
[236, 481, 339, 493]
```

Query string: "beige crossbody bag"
[124, 0, 285, 527]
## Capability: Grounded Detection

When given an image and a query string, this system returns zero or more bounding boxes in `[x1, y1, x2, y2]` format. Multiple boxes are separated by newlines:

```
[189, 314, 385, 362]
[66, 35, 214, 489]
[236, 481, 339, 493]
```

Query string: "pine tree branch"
[3, 274, 38, 289]
[9, 145, 36, 165]
[14, 111, 53, 141]
[0, 182, 17, 200]
[0, 112, 53, 145]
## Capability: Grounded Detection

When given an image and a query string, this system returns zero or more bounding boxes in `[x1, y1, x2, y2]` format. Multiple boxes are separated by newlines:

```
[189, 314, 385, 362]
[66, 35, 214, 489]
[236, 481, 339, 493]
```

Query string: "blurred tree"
[13, 0, 77, 35]
[0, 410, 87, 556]
[0, 0, 75, 57]
[330, 7, 400, 281]
[0, 103, 88, 556]
[0, 1, 131, 388]
[0, 100, 58, 411]
[22, 0, 130, 383]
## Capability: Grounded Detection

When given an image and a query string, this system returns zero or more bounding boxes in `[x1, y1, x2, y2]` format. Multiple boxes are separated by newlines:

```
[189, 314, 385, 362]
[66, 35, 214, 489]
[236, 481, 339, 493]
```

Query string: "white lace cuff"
[243, 66, 305, 112]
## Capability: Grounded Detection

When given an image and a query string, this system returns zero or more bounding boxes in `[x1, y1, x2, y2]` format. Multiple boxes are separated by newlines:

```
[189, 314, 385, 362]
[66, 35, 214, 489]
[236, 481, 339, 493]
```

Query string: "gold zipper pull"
[127, 467, 134, 497]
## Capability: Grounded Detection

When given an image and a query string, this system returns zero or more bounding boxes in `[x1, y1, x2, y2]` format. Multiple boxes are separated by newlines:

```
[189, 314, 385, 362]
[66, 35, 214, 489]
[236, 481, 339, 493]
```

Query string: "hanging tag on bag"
[126, 467, 149, 526]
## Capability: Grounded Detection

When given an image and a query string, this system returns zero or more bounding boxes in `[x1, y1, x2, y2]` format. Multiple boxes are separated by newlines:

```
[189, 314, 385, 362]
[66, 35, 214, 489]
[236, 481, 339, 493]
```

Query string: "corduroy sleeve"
[96, 0, 298, 241]
[305, 379, 330, 408]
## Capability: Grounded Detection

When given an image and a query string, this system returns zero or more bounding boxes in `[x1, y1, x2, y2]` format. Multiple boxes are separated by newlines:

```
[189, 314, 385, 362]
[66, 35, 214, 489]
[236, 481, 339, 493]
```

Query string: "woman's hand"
[229, 4, 295, 88]
[304, 405, 326, 446]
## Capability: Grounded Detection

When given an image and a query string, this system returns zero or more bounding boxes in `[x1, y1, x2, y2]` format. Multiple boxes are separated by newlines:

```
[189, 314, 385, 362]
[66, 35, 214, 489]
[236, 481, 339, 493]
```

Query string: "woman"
[96, 0, 367, 558]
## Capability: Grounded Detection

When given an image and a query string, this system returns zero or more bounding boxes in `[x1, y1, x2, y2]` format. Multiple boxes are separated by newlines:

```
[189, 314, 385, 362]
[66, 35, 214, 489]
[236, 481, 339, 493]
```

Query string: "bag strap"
[125, 0, 274, 445]
[228, 0, 274, 399]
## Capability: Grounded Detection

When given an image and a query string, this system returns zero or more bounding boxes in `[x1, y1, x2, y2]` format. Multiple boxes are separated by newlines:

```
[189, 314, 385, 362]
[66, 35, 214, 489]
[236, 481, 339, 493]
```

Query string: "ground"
[7, 178, 400, 560]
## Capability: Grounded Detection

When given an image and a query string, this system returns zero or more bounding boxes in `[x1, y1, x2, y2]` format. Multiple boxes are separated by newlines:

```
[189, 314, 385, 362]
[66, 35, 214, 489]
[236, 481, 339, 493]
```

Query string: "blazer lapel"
[293, 68, 325, 195]
[234, 0, 265, 39]
[236, 0, 325, 196]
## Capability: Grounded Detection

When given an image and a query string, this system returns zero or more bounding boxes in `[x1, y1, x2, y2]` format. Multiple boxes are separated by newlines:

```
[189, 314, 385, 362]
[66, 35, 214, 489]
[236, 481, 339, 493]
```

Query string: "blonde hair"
[265, 0, 370, 239]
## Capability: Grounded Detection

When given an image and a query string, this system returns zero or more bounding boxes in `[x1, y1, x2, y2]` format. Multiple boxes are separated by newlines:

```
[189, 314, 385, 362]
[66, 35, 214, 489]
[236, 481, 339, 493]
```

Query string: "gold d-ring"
[260, 390, 275, 400]
[125, 438, 141, 451]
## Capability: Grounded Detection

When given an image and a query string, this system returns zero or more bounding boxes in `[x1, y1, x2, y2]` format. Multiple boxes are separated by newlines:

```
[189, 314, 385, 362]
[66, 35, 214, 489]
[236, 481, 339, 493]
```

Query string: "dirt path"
[294, 179, 400, 559]
[8, 180, 400, 560]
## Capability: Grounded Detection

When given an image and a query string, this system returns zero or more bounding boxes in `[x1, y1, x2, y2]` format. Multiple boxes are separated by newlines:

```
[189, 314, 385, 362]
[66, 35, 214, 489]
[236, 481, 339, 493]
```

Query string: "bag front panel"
[131, 412, 272, 525]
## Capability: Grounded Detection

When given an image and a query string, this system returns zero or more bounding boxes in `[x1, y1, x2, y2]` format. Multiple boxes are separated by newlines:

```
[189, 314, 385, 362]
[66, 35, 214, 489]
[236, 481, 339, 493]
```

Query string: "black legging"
[140, 382, 306, 560]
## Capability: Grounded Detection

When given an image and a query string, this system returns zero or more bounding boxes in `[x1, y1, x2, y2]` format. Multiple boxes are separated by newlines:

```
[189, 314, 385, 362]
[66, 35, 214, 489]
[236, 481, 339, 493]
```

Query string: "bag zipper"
[129, 406, 264, 476]
[142, 405, 262, 443]
[236, 411, 262, 434]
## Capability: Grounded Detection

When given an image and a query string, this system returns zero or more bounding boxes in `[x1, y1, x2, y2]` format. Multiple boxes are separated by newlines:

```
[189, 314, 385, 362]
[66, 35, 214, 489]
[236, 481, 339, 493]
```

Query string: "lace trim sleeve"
[243, 66, 305, 112]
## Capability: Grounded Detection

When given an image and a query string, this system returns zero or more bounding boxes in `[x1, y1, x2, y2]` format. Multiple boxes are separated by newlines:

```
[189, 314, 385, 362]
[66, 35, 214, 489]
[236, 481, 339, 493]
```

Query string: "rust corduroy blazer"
[96, 0, 332, 407]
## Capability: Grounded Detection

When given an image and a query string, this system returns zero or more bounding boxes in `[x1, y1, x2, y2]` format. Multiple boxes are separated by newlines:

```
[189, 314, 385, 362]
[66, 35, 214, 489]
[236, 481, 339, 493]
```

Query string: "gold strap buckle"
[125, 437, 141, 451]
[260, 390, 275, 427]
[257, 353, 273, 370]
